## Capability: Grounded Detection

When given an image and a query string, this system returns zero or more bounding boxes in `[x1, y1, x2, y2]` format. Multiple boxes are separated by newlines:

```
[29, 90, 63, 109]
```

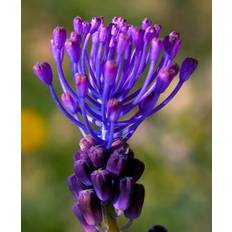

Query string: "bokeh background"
[22, 0, 211, 231]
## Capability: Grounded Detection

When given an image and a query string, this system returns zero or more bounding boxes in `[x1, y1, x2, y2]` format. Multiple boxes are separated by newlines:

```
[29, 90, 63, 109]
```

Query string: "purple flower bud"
[163, 31, 181, 58]
[131, 27, 144, 50]
[124, 183, 145, 219]
[75, 73, 89, 97]
[155, 64, 179, 93]
[141, 18, 153, 30]
[104, 60, 117, 85]
[82, 21, 91, 35]
[90, 16, 103, 33]
[79, 135, 96, 151]
[153, 24, 162, 37]
[106, 99, 122, 122]
[180, 57, 198, 82]
[61, 92, 78, 114]
[33, 62, 53, 85]
[91, 169, 112, 201]
[73, 150, 89, 161]
[125, 158, 145, 181]
[144, 26, 156, 42]
[73, 16, 83, 34]
[88, 145, 106, 168]
[67, 174, 87, 198]
[106, 150, 129, 176]
[150, 38, 163, 61]
[74, 159, 92, 186]
[72, 203, 98, 232]
[113, 177, 134, 211]
[148, 225, 168, 232]
[78, 189, 102, 226]
[52, 27, 67, 49]
[65, 39, 81, 63]
[117, 33, 129, 54]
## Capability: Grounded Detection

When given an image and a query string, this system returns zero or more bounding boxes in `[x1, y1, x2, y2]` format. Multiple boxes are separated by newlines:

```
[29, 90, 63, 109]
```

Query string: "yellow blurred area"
[21, 108, 47, 153]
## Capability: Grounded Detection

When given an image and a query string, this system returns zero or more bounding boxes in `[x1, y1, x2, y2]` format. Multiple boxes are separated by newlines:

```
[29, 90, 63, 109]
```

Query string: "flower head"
[33, 16, 198, 149]
[33, 16, 198, 232]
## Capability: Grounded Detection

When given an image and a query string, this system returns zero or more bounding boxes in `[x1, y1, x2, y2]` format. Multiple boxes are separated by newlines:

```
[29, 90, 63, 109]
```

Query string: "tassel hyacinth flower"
[33, 16, 198, 232]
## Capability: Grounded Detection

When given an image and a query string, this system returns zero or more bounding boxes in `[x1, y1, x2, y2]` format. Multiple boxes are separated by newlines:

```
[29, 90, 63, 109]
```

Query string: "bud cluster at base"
[67, 136, 145, 231]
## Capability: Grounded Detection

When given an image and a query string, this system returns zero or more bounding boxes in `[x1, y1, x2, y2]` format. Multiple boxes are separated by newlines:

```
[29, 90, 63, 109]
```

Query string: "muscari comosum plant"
[33, 16, 198, 232]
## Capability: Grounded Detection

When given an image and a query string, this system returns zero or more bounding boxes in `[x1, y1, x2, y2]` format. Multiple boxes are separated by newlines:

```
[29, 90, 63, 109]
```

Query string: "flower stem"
[102, 203, 120, 232]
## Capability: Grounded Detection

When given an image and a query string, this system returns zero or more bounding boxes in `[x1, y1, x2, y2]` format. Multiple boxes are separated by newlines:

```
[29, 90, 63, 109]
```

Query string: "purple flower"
[91, 169, 112, 201]
[33, 16, 198, 232]
[78, 189, 102, 226]
[33, 62, 53, 85]
[124, 183, 145, 219]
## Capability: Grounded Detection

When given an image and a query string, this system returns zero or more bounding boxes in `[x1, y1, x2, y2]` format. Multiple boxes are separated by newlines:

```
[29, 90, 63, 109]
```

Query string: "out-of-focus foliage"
[22, 0, 211, 231]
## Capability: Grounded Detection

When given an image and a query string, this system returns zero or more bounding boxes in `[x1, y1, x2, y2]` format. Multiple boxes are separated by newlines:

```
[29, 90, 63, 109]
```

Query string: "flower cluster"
[68, 136, 145, 231]
[33, 15, 198, 232]
[33, 16, 198, 149]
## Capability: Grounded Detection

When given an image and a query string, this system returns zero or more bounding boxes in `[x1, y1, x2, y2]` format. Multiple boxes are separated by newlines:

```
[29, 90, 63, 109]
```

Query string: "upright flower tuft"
[33, 16, 198, 232]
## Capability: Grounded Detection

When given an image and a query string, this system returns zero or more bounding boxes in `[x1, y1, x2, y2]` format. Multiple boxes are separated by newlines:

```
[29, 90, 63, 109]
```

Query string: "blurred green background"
[22, 0, 211, 231]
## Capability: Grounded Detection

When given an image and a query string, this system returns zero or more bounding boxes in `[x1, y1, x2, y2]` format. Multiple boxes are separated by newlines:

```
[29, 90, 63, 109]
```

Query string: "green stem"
[102, 203, 120, 232]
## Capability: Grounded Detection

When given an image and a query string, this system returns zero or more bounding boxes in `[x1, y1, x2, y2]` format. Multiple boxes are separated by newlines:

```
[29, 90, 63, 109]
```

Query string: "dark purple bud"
[75, 73, 89, 97]
[150, 38, 163, 61]
[73, 16, 83, 34]
[131, 27, 144, 50]
[153, 24, 162, 37]
[163, 31, 181, 58]
[61, 92, 78, 114]
[74, 159, 92, 186]
[79, 135, 96, 151]
[104, 60, 117, 85]
[88, 145, 106, 168]
[52, 27, 67, 49]
[33, 62, 53, 85]
[125, 158, 145, 181]
[78, 189, 102, 226]
[67, 174, 87, 198]
[82, 21, 91, 35]
[141, 18, 153, 30]
[65, 39, 81, 63]
[117, 33, 129, 54]
[72, 203, 98, 232]
[148, 225, 168, 232]
[90, 17, 103, 33]
[180, 57, 198, 82]
[91, 169, 112, 201]
[73, 150, 89, 161]
[106, 99, 122, 122]
[106, 150, 129, 175]
[124, 183, 145, 219]
[155, 64, 179, 93]
[144, 26, 156, 42]
[113, 177, 134, 211]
